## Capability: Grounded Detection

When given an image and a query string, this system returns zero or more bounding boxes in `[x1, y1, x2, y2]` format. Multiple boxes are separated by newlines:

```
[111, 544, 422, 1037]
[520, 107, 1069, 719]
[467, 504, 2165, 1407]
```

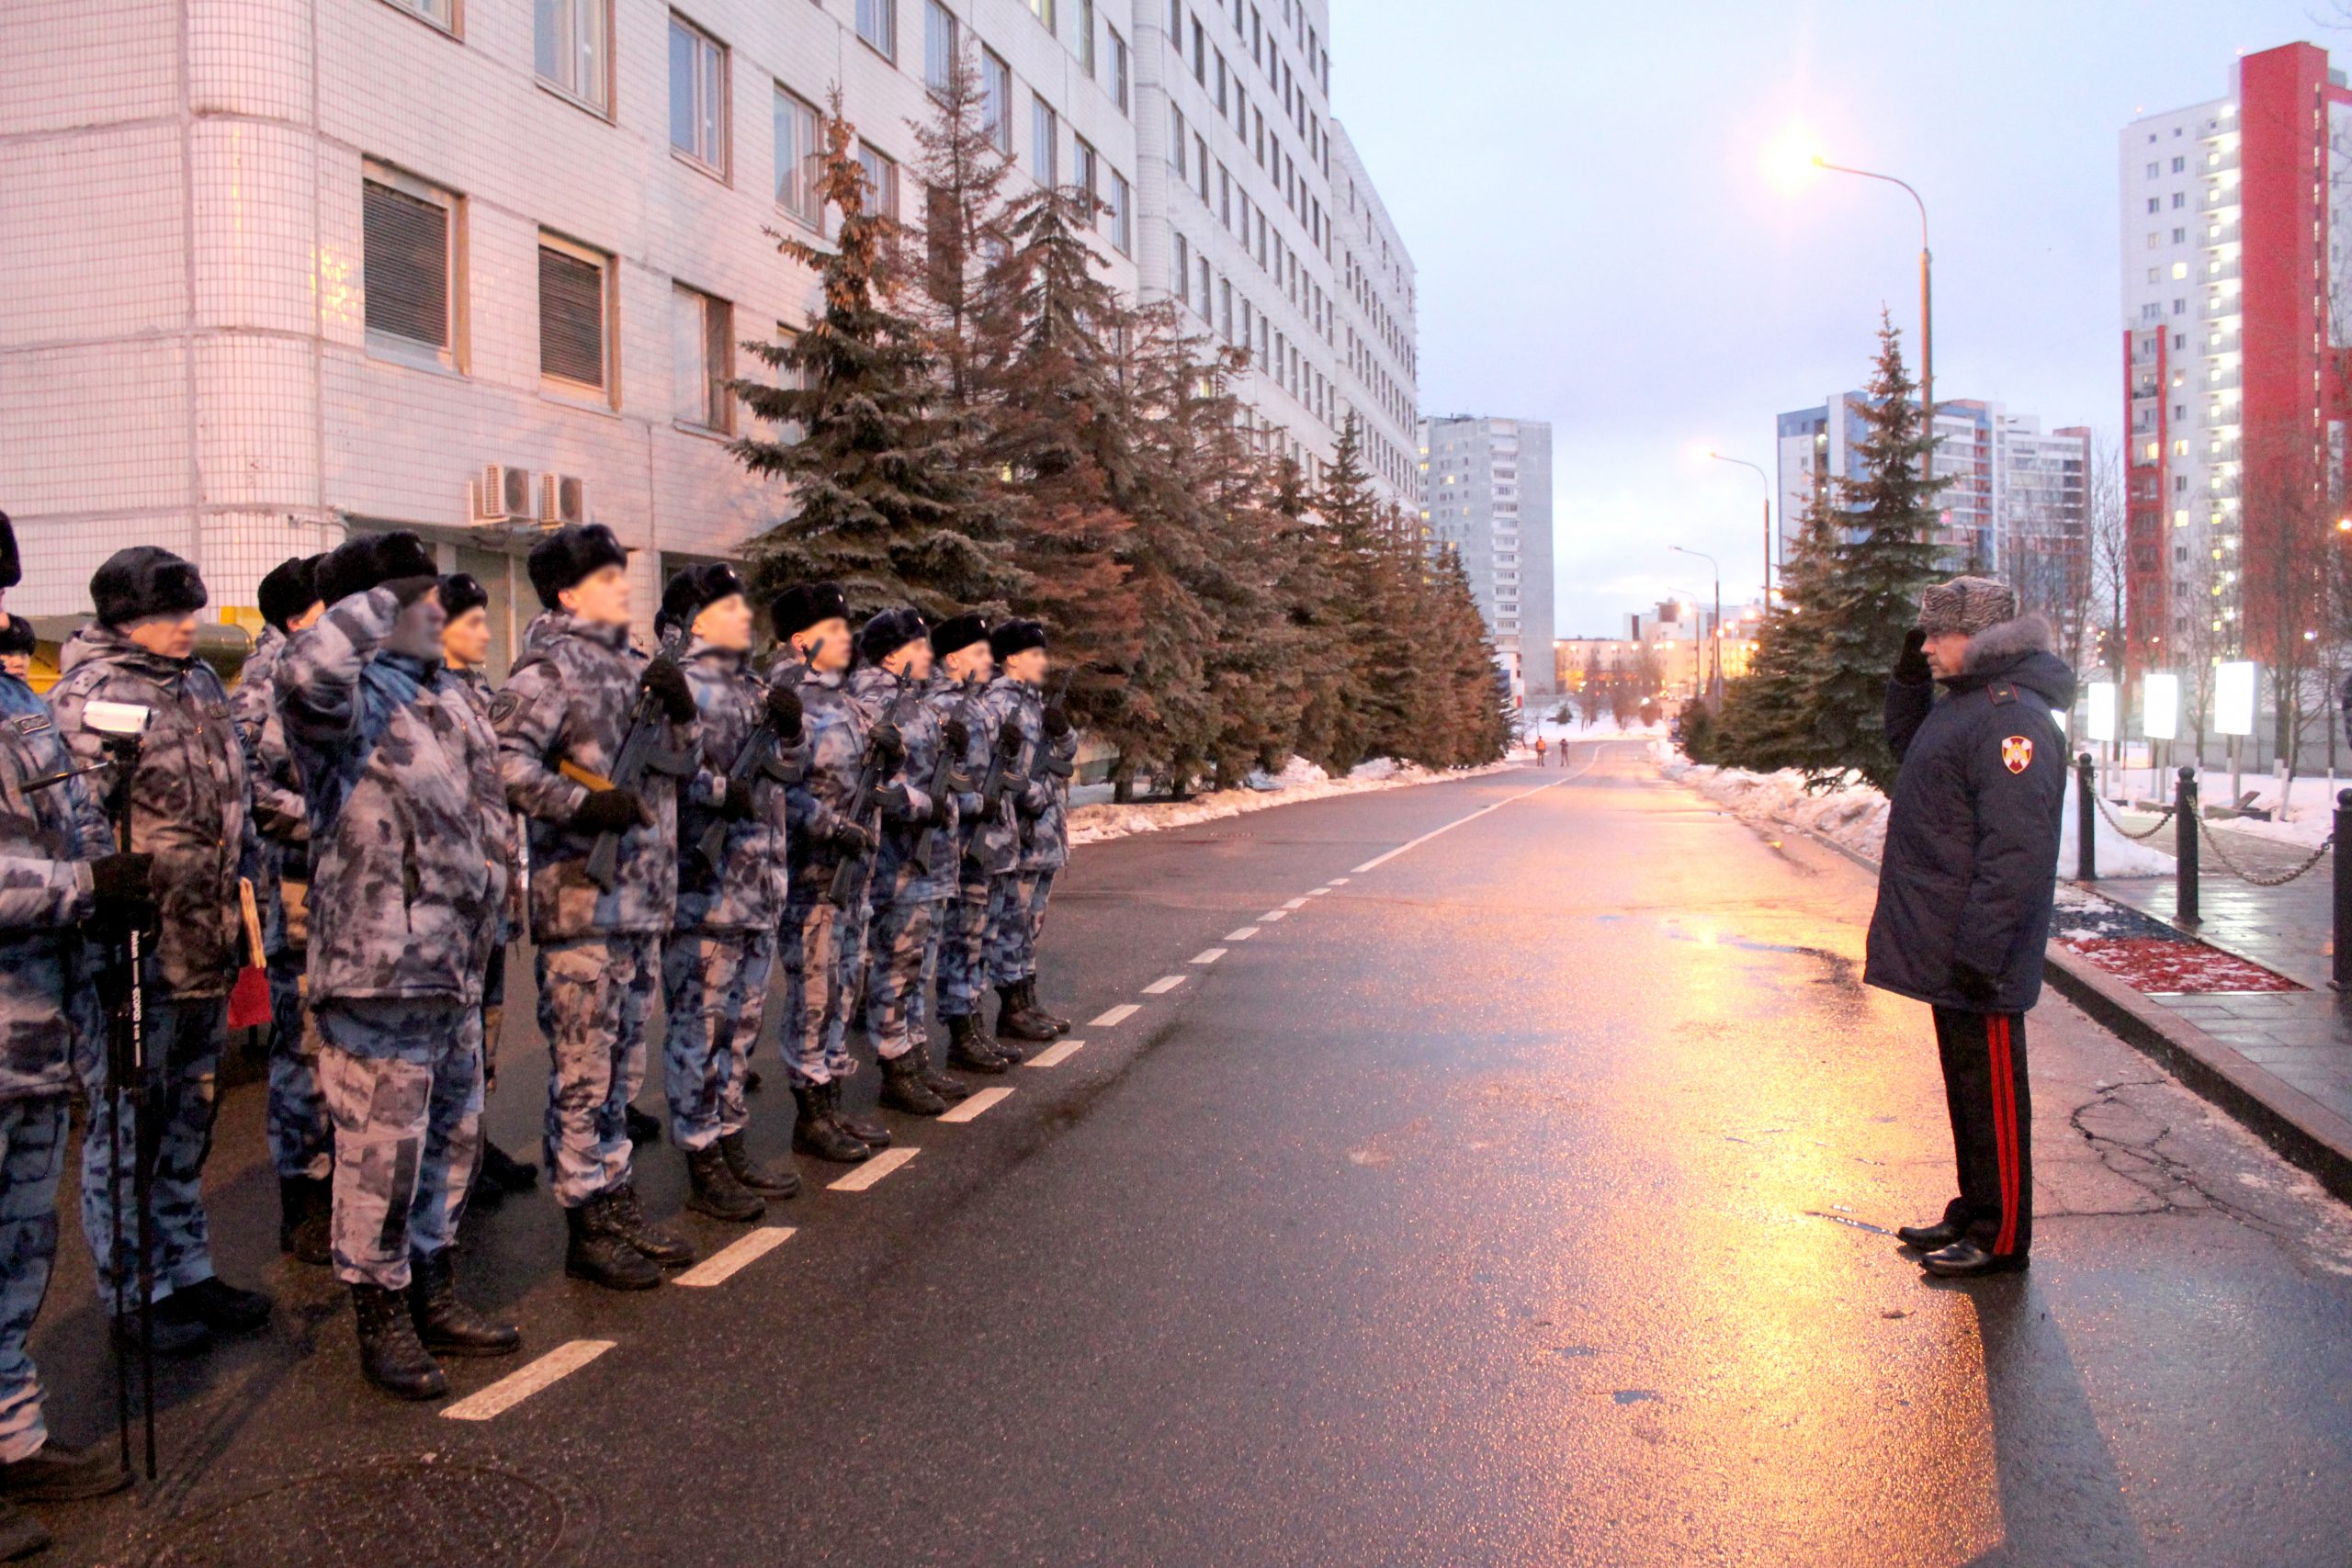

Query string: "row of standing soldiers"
[0, 519, 1080, 1551]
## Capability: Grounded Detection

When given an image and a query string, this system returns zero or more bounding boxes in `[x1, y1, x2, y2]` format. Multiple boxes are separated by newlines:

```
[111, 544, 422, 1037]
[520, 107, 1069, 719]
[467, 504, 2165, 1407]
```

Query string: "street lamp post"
[1707, 451, 1773, 610]
[1811, 157, 1934, 481]
[1669, 546, 1722, 705]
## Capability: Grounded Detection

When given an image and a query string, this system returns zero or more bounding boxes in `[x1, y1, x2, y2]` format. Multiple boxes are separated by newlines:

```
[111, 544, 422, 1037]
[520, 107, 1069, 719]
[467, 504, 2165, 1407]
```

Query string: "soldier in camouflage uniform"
[278, 533, 520, 1400]
[980, 620, 1078, 1044]
[844, 609, 967, 1116]
[769, 583, 897, 1164]
[922, 614, 1018, 1075]
[0, 516, 135, 1558]
[53, 547, 274, 1355]
[235, 553, 334, 1267]
[492, 525, 700, 1291]
[438, 574, 537, 1213]
[657, 564, 805, 1223]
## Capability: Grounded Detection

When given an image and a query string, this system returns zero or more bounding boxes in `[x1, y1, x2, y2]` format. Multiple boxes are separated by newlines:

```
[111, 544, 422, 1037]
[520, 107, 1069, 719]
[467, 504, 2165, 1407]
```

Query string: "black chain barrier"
[2194, 817, 2335, 888]
[2091, 793, 2177, 841]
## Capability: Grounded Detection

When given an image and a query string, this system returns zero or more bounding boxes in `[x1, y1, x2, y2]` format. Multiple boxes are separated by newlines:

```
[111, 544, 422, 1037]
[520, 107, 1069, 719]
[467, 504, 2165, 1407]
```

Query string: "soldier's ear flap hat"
[930, 611, 992, 660]
[989, 618, 1046, 662]
[658, 562, 748, 638]
[527, 523, 630, 611]
[856, 607, 931, 667]
[316, 530, 437, 607]
[0, 513, 19, 592]
[772, 581, 849, 641]
[1916, 575, 2018, 638]
[91, 546, 208, 627]
[437, 572, 489, 620]
[256, 554, 322, 631]
[0, 615, 37, 659]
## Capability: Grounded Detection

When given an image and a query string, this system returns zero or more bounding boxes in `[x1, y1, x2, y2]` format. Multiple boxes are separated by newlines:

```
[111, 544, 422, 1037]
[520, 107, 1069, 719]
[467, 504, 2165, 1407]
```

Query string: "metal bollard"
[2335, 790, 2352, 991]
[2177, 766, 2199, 927]
[2075, 752, 2098, 882]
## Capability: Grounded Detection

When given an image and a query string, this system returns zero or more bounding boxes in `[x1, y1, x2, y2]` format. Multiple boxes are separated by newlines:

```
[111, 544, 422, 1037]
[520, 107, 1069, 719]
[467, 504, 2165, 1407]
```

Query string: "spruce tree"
[905, 46, 1016, 410]
[733, 105, 1015, 616]
[1314, 414, 1414, 768]
[1713, 491, 1841, 772]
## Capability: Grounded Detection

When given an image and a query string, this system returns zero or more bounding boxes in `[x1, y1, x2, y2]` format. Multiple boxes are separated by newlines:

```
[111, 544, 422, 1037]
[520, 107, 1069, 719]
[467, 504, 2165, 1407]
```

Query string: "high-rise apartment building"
[1417, 416, 1555, 695]
[2, 0, 1417, 668]
[1330, 121, 1419, 513]
[1776, 394, 2087, 600]
[2120, 41, 2352, 663]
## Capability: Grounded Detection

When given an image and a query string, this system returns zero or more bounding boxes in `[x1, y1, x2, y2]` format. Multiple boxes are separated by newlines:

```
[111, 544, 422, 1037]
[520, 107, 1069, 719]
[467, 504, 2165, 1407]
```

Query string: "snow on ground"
[2076, 762, 2352, 850]
[1066, 756, 1516, 846]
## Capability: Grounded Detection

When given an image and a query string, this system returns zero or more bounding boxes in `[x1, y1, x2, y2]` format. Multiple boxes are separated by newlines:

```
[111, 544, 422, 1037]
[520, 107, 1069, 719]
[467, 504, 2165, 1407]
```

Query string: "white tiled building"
[1329, 118, 1417, 514]
[1, 0, 1143, 669]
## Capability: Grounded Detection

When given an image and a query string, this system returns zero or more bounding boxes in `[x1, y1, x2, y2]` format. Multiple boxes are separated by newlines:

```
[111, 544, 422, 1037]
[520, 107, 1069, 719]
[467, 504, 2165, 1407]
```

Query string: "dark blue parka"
[1863, 614, 2075, 1015]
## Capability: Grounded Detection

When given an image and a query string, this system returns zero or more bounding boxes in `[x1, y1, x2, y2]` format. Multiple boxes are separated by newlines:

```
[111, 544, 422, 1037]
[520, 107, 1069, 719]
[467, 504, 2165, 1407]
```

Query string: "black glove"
[943, 717, 971, 754]
[1895, 626, 1930, 684]
[641, 657, 698, 724]
[1043, 706, 1073, 739]
[995, 722, 1024, 761]
[384, 574, 442, 608]
[568, 787, 648, 836]
[764, 684, 804, 742]
[870, 724, 905, 769]
[720, 778, 755, 821]
[829, 820, 875, 856]
[1951, 961, 2000, 1006]
[89, 852, 154, 924]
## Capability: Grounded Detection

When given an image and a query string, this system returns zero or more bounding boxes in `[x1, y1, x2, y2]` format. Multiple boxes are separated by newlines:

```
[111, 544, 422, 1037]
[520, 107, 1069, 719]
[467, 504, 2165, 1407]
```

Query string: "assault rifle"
[569, 627, 694, 893]
[1014, 668, 1078, 815]
[695, 684, 805, 869]
[911, 707, 970, 871]
[827, 681, 916, 910]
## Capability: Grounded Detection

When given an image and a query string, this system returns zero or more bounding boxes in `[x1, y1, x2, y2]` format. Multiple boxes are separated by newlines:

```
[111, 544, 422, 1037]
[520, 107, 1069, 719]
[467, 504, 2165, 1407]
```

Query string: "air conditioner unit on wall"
[479, 464, 534, 522]
[540, 473, 589, 526]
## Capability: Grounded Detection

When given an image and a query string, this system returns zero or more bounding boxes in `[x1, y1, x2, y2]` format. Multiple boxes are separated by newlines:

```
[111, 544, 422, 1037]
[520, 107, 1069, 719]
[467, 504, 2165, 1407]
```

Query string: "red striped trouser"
[1930, 1006, 2032, 1258]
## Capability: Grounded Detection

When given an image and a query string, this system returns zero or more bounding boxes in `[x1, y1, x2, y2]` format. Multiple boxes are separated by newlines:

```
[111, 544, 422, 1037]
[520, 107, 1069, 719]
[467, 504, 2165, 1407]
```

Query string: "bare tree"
[2086, 434, 2130, 680]
[2237, 426, 2333, 781]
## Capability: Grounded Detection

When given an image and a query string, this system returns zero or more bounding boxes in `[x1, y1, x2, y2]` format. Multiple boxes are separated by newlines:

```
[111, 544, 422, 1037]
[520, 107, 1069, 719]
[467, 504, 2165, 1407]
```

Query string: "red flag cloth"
[227, 965, 271, 1030]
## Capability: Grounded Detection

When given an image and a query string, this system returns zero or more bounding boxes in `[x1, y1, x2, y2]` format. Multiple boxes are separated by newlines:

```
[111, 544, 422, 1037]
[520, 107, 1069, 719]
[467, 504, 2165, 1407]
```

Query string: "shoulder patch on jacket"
[2001, 735, 2033, 774]
[10, 714, 49, 737]
[489, 692, 522, 726]
[1987, 681, 2018, 706]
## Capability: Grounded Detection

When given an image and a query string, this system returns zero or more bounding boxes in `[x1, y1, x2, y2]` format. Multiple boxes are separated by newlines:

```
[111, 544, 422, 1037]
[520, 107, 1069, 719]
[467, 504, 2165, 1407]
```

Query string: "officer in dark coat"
[1865, 577, 2073, 1279]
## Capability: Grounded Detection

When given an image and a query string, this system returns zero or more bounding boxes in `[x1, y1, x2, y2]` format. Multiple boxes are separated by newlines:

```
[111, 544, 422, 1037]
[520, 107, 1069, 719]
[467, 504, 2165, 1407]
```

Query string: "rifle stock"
[582, 630, 693, 893]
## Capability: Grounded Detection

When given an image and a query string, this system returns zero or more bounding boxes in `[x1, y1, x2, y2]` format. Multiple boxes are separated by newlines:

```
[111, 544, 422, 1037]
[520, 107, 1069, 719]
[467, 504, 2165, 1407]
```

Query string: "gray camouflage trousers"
[266, 950, 331, 1180]
[80, 984, 229, 1306]
[0, 1097, 66, 1463]
[536, 935, 659, 1208]
[315, 1000, 481, 1292]
[660, 931, 773, 1150]
[779, 885, 858, 1087]
[985, 870, 1056, 987]
[931, 870, 991, 1023]
[860, 893, 937, 1061]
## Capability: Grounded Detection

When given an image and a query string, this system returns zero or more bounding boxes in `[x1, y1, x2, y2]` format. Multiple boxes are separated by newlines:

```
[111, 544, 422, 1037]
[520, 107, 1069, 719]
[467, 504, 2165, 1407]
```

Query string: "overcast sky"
[1330, 0, 2335, 637]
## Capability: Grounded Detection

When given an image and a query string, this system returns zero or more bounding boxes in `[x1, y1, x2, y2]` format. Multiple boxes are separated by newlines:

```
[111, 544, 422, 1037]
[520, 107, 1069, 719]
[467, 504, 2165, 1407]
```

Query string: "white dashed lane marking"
[1024, 1038, 1085, 1067]
[1305, 887, 1330, 897]
[673, 1226, 796, 1288]
[1280, 897, 1308, 910]
[828, 1146, 920, 1191]
[1142, 976, 1186, 994]
[1324, 878, 1349, 886]
[1260, 910, 1289, 922]
[1225, 927, 1260, 942]
[1350, 772, 1583, 874]
[938, 1087, 1012, 1123]
[441, 1339, 615, 1422]
[1090, 1003, 1141, 1027]
[1192, 948, 1227, 964]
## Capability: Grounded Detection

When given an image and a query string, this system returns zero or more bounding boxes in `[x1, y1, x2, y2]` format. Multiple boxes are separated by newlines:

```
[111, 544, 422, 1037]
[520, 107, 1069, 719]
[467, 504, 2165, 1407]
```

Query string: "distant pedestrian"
[1866, 577, 2072, 1279]
[1533, 735, 1548, 765]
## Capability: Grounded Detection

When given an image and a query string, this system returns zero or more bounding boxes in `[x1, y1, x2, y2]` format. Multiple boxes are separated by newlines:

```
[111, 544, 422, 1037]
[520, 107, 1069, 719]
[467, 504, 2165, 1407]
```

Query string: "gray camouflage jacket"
[773, 660, 868, 891]
[51, 625, 254, 999]
[981, 676, 1073, 874]
[845, 664, 947, 902]
[232, 624, 310, 955]
[277, 589, 510, 1007]
[0, 674, 107, 1102]
[494, 613, 692, 941]
[451, 665, 522, 944]
[933, 674, 1013, 880]
[673, 640, 797, 933]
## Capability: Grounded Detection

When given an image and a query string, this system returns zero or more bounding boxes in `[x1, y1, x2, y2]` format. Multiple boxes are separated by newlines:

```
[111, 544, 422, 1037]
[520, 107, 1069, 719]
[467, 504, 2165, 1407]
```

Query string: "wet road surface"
[30, 745, 2352, 1566]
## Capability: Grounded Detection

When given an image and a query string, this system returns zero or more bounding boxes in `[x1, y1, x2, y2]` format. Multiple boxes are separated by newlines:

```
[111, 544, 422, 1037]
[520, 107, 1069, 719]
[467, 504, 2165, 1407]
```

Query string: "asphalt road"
[28, 746, 2352, 1567]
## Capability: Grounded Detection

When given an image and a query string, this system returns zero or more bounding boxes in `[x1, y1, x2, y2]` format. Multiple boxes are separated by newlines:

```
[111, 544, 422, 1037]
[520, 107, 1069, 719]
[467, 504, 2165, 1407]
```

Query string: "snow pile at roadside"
[1068, 756, 1514, 845]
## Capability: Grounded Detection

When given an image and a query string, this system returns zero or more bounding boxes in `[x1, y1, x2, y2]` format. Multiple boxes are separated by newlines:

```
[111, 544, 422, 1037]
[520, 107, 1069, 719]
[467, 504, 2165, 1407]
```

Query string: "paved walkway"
[2089, 807, 2351, 1128]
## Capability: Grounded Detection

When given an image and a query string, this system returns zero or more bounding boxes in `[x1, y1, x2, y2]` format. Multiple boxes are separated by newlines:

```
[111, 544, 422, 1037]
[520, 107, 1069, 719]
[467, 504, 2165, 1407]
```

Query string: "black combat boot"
[564, 1197, 662, 1292]
[995, 984, 1058, 1043]
[175, 1276, 272, 1336]
[0, 1497, 49, 1562]
[878, 1052, 950, 1116]
[277, 1175, 332, 1266]
[1023, 979, 1074, 1034]
[481, 1139, 539, 1192]
[718, 1132, 801, 1198]
[407, 1248, 520, 1358]
[790, 1082, 872, 1164]
[0, 1439, 131, 1502]
[912, 1048, 973, 1102]
[605, 1184, 696, 1268]
[625, 1104, 662, 1145]
[351, 1281, 447, 1401]
[684, 1144, 765, 1223]
[945, 1014, 1010, 1075]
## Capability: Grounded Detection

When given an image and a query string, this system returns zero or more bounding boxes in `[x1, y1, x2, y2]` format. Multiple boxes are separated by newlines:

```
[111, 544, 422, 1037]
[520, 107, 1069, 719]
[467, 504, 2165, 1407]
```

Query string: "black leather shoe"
[718, 1132, 800, 1198]
[626, 1104, 662, 1145]
[175, 1276, 271, 1336]
[0, 1439, 131, 1502]
[1896, 1218, 1969, 1251]
[481, 1139, 539, 1192]
[1921, 1240, 2030, 1278]
[278, 1175, 332, 1266]
[565, 1200, 661, 1291]
[407, 1249, 520, 1358]
[119, 1300, 210, 1357]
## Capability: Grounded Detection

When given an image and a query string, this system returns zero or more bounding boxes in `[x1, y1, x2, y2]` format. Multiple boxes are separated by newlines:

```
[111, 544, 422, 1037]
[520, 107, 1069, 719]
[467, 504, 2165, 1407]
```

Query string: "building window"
[923, 0, 956, 93]
[1170, 107, 1187, 175]
[1172, 231, 1190, 303]
[856, 0, 895, 61]
[362, 167, 460, 370]
[381, 0, 455, 32]
[857, 141, 900, 220]
[673, 284, 733, 433]
[1027, 0, 1056, 30]
[1073, 137, 1099, 221]
[668, 14, 728, 175]
[1109, 27, 1129, 113]
[774, 85, 820, 224]
[1032, 96, 1058, 186]
[1220, 276, 1232, 342]
[535, 0, 609, 112]
[983, 51, 1012, 152]
[538, 235, 611, 394]
[1110, 169, 1131, 254]
[1077, 0, 1095, 74]
[766, 323, 809, 445]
